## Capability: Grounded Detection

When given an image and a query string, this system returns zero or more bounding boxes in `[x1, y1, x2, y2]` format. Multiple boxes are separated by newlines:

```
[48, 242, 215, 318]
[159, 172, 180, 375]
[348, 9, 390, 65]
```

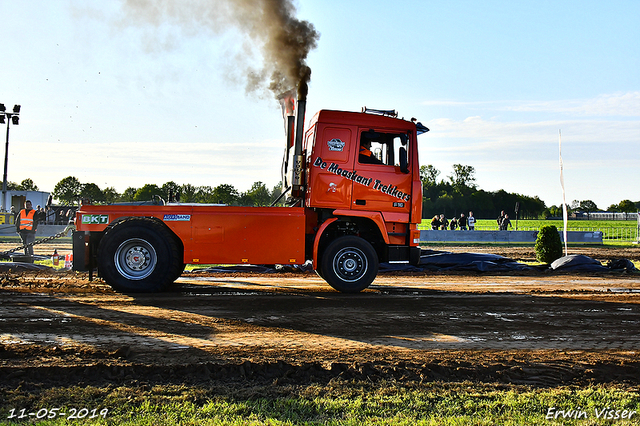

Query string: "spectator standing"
[439, 214, 449, 230]
[430, 215, 440, 230]
[501, 214, 513, 230]
[497, 210, 506, 230]
[468, 211, 476, 230]
[35, 205, 46, 224]
[458, 213, 468, 230]
[46, 206, 55, 225]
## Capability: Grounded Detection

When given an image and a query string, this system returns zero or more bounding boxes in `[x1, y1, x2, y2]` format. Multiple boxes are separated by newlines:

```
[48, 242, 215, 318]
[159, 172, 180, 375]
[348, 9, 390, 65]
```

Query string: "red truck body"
[73, 106, 425, 293]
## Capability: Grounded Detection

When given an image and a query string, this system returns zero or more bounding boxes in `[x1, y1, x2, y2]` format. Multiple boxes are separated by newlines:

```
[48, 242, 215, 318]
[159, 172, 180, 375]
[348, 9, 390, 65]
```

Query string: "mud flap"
[409, 246, 421, 266]
[386, 246, 421, 265]
[72, 231, 88, 272]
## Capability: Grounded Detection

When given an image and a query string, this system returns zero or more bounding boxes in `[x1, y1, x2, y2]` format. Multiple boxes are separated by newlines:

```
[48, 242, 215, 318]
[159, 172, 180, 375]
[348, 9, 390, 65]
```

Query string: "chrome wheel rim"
[332, 247, 367, 282]
[114, 238, 157, 280]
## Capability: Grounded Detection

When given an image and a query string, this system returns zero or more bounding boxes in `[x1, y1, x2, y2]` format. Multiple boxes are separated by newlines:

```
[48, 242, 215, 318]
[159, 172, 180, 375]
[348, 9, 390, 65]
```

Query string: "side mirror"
[399, 147, 409, 174]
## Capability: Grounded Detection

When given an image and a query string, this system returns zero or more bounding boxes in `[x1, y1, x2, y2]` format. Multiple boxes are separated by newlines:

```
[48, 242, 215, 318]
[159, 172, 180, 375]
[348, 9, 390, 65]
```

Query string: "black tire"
[174, 263, 187, 281]
[320, 235, 378, 293]
[97, 218, 181, 293]
[314, 257, 325, 280]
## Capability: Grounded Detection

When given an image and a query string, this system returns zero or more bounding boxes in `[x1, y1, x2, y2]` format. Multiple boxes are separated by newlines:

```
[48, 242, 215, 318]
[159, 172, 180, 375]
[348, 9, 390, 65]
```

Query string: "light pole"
[0, 104, 20, 212]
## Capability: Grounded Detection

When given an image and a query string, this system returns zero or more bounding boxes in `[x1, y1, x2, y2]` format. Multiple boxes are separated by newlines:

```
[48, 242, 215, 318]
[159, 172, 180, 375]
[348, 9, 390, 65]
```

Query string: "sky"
[1, 0, 639, 212]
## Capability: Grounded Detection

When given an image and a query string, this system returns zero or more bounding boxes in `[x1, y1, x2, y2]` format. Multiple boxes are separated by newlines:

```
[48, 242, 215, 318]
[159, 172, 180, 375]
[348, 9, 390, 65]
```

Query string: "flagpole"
[559, 130, 568, 256]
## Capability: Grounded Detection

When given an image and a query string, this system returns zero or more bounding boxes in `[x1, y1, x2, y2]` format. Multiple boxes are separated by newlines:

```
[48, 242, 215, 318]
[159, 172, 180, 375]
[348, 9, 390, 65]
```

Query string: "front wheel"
[320, 236, 378, 293]
[98, 218, 181, 293]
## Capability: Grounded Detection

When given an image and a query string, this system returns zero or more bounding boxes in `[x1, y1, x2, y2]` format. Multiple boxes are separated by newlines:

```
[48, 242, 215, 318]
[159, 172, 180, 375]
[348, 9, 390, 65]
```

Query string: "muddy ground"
[1, 242, 639, 390]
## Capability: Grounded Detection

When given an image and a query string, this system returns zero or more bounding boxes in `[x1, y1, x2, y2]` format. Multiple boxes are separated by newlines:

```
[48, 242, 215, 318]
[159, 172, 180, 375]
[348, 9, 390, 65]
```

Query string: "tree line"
[12, 172, 639, 218]
[5, 178, 40, 192]
[420, 164, 547, 220]
[421, 164, 639, 220]
[47, 176, 284, 207]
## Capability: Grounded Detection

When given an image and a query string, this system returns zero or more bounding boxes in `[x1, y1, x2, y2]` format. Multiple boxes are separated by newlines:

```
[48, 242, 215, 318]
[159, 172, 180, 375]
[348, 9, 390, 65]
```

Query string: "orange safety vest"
[359, 146, 373, 157]
[19, 209, 35, 231]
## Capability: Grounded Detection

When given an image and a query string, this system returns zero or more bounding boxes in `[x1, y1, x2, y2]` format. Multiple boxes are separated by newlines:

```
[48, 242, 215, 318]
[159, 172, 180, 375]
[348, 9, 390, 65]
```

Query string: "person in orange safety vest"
[358, 139, 383, 165]
[15, 200, 41, 256]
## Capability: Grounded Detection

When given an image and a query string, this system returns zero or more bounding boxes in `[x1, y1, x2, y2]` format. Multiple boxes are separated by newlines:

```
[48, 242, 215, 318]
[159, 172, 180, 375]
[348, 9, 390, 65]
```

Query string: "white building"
[1, 190, 50, 216]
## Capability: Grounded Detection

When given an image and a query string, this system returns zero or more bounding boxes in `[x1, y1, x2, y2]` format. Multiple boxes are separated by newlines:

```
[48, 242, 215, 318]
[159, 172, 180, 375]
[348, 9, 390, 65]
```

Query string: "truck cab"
[300, 109, 423, 292]
[306, 110, 419, 218]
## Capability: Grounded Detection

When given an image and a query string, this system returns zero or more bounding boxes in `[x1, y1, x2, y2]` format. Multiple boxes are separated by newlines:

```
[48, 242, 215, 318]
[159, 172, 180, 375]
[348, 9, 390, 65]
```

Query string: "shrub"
[534, 225, 563, 263]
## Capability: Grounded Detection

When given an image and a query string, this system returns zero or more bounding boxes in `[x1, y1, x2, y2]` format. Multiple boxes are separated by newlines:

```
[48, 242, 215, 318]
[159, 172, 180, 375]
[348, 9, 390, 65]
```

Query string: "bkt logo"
[81, 214, 109, 225]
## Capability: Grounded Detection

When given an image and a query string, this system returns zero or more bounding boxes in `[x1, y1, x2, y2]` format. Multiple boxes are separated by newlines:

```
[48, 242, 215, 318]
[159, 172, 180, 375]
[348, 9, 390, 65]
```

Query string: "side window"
[392, 135, 409, 167]
[358, 130, 409, 168]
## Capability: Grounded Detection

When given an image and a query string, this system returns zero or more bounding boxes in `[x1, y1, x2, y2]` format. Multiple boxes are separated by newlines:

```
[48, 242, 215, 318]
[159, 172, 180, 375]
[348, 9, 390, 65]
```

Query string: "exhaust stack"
[291, 98, 306, 198]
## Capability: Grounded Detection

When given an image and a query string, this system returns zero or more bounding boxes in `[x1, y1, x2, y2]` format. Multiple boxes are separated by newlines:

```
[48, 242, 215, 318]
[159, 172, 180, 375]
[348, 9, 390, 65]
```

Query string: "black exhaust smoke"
[121, 0, 319, 101]
[122, 0, 318, 200]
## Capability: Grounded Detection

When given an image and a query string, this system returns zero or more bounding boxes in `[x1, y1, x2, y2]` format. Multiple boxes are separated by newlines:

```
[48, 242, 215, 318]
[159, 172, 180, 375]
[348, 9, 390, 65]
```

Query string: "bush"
[534, 225, 563, 263]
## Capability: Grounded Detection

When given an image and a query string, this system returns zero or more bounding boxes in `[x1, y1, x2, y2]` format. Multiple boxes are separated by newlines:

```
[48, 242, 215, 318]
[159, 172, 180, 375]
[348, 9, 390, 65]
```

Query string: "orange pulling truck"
[73, 99, 428, 293]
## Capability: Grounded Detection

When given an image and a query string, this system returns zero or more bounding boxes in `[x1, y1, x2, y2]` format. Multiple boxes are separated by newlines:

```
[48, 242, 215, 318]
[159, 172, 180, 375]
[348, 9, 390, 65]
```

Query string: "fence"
[473, 226, 637, 242]
[578, 212, 639, 221]
[420, 230, 603, 244]
[0, 224, 69, 237]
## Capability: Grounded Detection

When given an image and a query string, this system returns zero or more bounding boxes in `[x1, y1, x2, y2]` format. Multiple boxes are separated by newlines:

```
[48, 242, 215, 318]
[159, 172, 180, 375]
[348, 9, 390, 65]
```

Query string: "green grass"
[2, 382, 639, 425]
[419, 218, 638, 230]
[475, 219, 638, 231]
[419, 218, 639, 243]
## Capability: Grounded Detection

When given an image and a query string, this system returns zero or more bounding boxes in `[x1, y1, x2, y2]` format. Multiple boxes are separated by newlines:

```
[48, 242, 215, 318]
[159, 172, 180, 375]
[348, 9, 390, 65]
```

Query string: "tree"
[102, 187, 120, 204]
[121, 187, 137, 202]
[80, 183, 105, 203]
[195, 186, 214, 203]
[212, 183, 239, 205]
[545, 204, 570, 218]
[180, 184, 198, 203]
[420, 165, 440, 187]
[535, 225, 563, 263]
[18, 178, 39, 191]
[579, 200, 598, 219]
[239, 182, 271, 206]
[162, 181, 181, 202]
[618, 199, 636, 213]
[270, 182, 285, 206]
[618, 199, 636, 219]
[134, 184, 163, 202]
[448, 164, 476, 192]
[53, 176, 82, 205]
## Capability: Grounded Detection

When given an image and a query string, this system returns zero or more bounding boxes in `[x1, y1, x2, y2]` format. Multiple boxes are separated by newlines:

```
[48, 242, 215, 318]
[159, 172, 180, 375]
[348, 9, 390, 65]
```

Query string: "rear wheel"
[98, 218, 181, 292]
[320, 236, 378, 293]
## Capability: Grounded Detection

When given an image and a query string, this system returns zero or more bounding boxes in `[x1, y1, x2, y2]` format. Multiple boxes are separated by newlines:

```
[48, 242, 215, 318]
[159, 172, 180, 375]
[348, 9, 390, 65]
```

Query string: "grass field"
[419, 219, 639, 243]
[2, 382, 639, 425]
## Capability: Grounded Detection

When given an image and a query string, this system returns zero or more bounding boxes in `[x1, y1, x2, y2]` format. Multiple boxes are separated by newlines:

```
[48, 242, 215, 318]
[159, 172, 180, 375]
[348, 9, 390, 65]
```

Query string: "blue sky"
[1, 0, 638, 212]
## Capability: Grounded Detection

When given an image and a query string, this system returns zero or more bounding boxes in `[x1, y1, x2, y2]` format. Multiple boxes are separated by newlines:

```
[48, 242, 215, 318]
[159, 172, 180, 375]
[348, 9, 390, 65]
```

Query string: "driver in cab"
[359, 138, 383, 165]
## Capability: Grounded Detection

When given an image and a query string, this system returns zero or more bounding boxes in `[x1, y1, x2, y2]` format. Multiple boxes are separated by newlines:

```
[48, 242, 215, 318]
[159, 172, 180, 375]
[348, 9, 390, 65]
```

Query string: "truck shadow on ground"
[3, 285, 640, 389]
[138, 280, 640, 352]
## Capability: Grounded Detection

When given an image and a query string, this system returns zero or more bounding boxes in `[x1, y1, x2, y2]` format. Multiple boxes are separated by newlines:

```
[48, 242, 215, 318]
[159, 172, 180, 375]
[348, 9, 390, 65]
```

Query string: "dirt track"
[1, 244, 640, 388]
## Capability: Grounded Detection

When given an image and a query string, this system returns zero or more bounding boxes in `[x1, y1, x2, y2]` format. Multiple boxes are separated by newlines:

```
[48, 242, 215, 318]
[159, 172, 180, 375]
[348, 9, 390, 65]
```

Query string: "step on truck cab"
[73, 100, 428, 293]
